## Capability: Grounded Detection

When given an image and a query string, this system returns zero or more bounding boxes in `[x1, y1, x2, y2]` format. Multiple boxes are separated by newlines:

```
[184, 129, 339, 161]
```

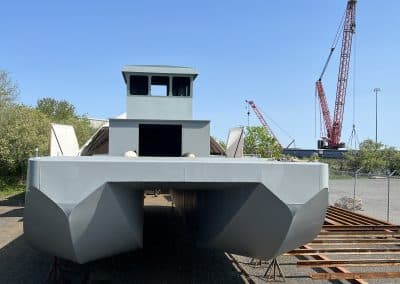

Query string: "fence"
[329, 169, 399, 225]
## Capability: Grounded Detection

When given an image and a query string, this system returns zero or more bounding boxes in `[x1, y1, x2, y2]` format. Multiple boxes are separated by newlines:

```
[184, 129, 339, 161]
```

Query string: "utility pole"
[373, 88, 381, 144]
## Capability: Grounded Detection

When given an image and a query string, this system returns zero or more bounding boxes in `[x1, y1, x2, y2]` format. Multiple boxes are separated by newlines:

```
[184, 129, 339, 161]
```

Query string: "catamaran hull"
[24, 156, 328, 264]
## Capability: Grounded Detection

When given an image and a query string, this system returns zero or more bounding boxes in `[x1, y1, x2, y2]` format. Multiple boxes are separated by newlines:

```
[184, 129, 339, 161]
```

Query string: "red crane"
[316, 0, 357, 149]
[245, 100, 283, 149]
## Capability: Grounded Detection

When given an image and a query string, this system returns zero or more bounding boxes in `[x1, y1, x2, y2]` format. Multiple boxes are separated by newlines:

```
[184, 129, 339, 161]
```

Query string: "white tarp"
[226, 127, 244, 158]
[50, 123, 79, 156]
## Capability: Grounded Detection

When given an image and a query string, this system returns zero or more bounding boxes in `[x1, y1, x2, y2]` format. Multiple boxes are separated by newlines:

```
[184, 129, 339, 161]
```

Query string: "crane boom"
[316, 0, 356, 149]
[331, 0, 356, 147]
[316, 80, 333, 138]
[245, 100, 282, 149]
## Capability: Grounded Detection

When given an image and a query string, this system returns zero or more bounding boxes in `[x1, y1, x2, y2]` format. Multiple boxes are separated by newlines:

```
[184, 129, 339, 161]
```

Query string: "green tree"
[383, 146, 400, 173]
[244, 126, 281, 158]
[344, 139, 392, 174]
[36, 97, 76, 121]
[0, 105, 50, 176]
[0, 70, 19, 106]
[358, 140, 386, 173]
[36, 98, 95, 146]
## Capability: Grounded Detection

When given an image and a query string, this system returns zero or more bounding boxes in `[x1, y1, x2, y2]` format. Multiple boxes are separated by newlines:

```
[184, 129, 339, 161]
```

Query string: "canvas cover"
[50, 123, 79, 156]
[226, 127, 244, 158]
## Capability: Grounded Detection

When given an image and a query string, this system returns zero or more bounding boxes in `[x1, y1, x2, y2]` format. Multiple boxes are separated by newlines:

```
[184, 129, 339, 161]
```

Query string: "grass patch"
[0, 177, 25, 200]
[329, 173, 353, 180]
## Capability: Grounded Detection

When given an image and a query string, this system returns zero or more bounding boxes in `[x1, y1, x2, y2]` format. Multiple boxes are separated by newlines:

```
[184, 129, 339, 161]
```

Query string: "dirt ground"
[0, 193, 247, 283]
[2, 188, 395, 283]
[329, 178, 400, 224]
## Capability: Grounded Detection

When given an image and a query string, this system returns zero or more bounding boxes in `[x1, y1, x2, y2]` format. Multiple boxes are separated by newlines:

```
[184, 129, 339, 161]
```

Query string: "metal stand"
[248, 257, 264, 266]
[46, 256, 90, 283]
[263, 258, 285, 282]
[46, 257, 62, 283]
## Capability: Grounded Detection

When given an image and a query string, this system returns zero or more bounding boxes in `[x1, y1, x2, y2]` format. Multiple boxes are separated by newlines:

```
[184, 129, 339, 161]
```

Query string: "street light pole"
[373, 88, 381, 144]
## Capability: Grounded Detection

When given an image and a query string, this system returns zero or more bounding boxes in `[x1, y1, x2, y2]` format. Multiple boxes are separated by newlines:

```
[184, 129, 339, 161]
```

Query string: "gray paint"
[109, 119, 210, 157]
[121, 65, 198, 82]
[126, 96, 192, 120]
[25, 156, 328, 263]
[123, 65, 196, 120]
[24, 65, 329, 265]
[173, 186, 328, 259]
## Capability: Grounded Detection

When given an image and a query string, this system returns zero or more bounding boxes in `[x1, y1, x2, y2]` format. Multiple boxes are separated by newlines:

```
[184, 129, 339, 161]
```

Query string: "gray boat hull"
[24, 156, 328, 263]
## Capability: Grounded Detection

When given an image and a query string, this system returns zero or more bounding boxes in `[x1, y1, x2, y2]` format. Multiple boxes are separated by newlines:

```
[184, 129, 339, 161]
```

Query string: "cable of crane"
[332, 9, 346, 50]
[318, 9, 347, 80]
[347, 23, 360, 150]
[352, 28, 357, 127]
[258, 108, 295, 142]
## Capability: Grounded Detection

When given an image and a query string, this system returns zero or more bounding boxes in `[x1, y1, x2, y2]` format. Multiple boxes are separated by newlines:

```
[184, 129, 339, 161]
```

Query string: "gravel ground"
[329, 178, 400, 224]
[0, 193, 338, 283]
[1, 184, 399, 283]
[231, 254, 342, 284]
[0, 194, 52, 283]
[0, 194, 246, 284]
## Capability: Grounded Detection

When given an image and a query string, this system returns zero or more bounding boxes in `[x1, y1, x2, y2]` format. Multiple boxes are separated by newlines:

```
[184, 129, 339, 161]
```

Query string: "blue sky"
[2, 0, 399, 148]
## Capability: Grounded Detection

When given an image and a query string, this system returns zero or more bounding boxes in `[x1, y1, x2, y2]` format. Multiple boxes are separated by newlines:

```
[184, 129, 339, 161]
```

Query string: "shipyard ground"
[1, 179, 399, 283]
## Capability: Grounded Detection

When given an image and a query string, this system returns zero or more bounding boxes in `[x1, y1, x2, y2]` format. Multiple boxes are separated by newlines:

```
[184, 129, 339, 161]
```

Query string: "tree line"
[1, 69, 399, 185]
[0, 70, 95, 180]
[240, 126, 400, 175]
[327, 140, 400, 175]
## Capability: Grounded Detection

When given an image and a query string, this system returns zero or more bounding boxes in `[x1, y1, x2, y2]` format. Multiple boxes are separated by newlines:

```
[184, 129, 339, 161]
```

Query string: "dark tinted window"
[172, 77, 191, 97]
[129, 75, 148, 95]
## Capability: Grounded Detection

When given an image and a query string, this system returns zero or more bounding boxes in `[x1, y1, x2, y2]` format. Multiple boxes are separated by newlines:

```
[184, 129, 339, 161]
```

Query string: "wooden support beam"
[326, 210, 368, 222]
[328, 206, 391, 225]
[327, 212, 380, 226]
[312, 238, 400, 244]
[324, 217, 343, 226]
[311, 242, 400, 246]
[290, 248, 400, 255]
[318, 231, 400, 236]
[322, 225, 400, 231]
[311, 271, 400, 280]
[293, 208, 400, 284]
[299, 245, 367, 284]
[327, 206, 387, 225]
[298, 259, 400, 267]
[325, 213, 359, 225]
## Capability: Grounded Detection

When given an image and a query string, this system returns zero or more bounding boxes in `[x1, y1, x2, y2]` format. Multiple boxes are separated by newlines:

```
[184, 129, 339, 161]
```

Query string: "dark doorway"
[139, 124, 182, 157]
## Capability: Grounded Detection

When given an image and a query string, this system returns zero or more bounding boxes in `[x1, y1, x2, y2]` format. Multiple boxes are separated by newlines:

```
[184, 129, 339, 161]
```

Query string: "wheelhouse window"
[172, 77, 191, 97]
[129, 75, 148, 95]
[151, 76, 169, 96]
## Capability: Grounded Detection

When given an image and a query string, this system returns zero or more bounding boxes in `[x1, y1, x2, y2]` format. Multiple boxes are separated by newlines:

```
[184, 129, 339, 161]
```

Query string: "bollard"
[387, 170, 397, 223]
[353, 168, 362, 212]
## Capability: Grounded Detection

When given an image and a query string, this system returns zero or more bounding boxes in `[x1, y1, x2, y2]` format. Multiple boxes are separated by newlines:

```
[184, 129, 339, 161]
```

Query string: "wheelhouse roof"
[122, 65, 198, 83]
